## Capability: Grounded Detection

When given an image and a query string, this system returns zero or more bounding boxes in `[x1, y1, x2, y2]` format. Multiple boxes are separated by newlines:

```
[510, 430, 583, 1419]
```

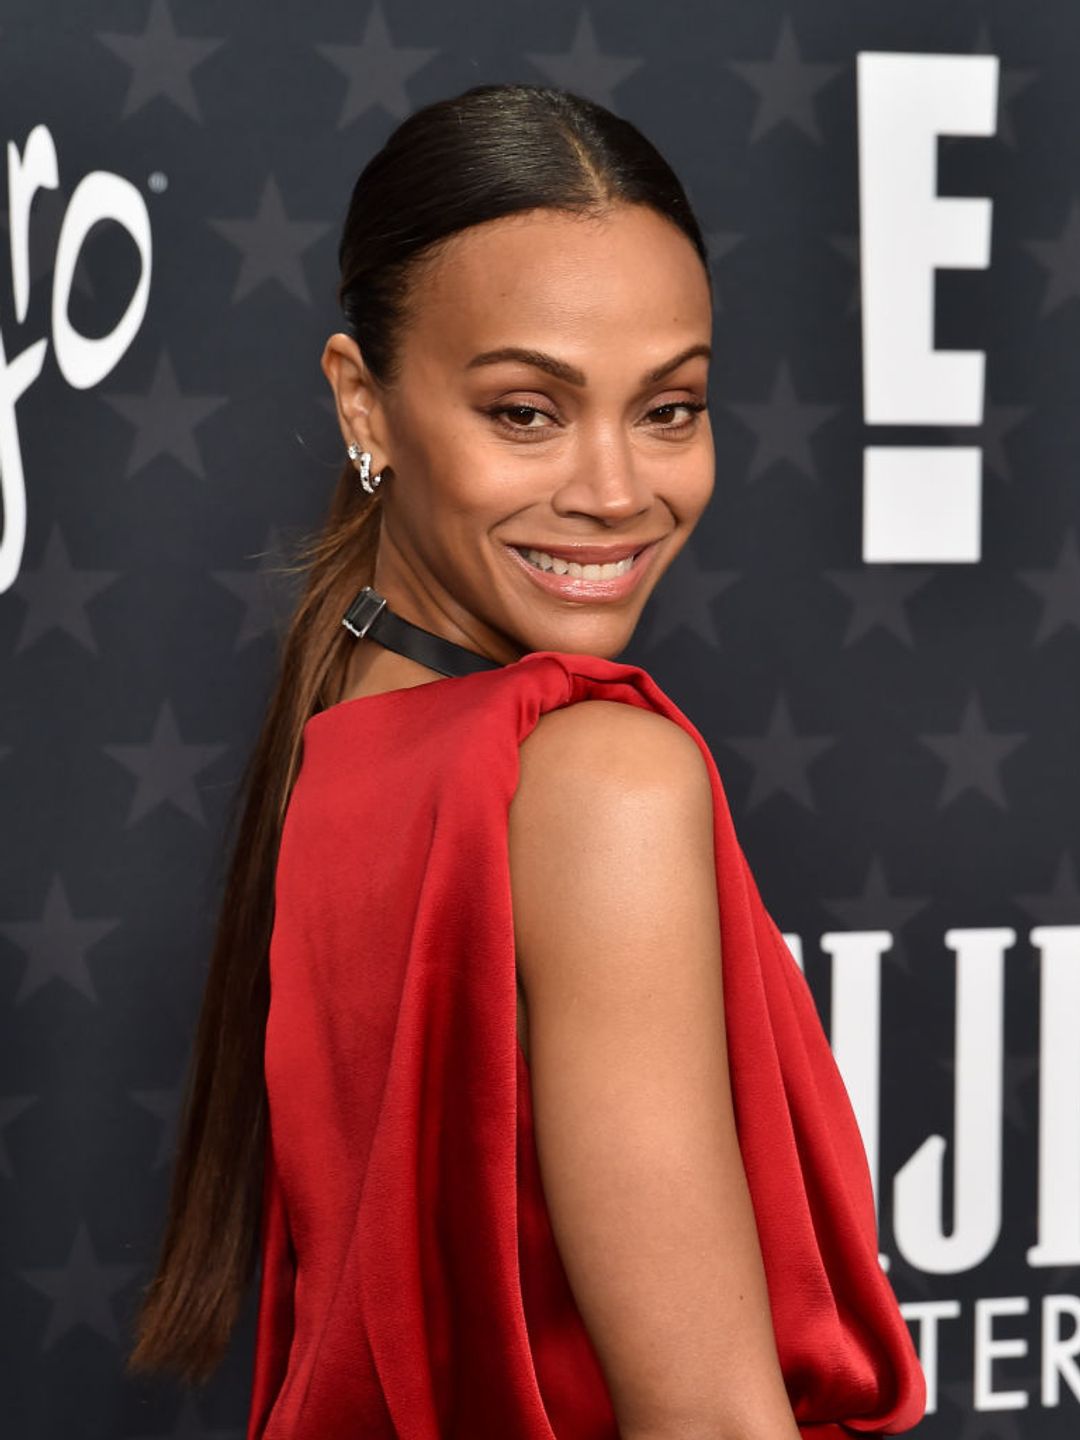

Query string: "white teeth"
[516, 546, 636, 579]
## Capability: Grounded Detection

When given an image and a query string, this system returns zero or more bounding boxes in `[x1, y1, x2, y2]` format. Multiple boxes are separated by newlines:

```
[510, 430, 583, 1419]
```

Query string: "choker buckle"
[342, 586, 387, 640]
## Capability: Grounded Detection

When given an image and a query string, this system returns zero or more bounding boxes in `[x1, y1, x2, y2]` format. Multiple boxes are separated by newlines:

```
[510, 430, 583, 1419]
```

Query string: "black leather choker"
[341, 586, 506, 679]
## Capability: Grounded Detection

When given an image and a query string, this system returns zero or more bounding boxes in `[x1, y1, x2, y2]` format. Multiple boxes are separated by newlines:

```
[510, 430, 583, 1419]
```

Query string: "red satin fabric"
[245, 650, 926, 1438]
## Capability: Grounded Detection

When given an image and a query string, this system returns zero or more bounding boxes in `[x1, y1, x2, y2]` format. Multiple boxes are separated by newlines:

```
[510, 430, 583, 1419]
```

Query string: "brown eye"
[487, 404, 557, 434]
[649, 401, 707, 428]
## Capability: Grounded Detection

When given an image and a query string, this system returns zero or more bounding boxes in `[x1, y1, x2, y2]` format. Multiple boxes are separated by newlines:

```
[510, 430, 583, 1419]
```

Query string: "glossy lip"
[503, 538, 662, 601]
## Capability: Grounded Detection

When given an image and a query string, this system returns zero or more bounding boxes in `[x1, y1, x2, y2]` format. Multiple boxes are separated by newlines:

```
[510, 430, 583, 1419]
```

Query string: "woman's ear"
[320, 332, 391, 469]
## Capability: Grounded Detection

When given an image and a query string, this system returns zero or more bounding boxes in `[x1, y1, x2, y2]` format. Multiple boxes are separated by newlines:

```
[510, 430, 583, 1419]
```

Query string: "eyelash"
[486, 399, 708, 437]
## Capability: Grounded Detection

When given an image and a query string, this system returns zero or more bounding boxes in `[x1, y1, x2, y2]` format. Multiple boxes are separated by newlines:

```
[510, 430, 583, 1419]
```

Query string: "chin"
[522, 619, 640, 661]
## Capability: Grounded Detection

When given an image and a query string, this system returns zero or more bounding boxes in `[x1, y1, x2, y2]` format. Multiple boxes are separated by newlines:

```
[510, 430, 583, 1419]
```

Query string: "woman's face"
[323, 201, 714, 663]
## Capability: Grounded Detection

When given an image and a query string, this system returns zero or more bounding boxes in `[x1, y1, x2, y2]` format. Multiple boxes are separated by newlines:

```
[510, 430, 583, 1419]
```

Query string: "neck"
[340, 585, 509, 684]
[338, 637, 446, 704]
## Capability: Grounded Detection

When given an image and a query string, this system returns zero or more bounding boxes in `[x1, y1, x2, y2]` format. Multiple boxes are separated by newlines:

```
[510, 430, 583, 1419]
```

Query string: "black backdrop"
[1, 2, 1078, 1436]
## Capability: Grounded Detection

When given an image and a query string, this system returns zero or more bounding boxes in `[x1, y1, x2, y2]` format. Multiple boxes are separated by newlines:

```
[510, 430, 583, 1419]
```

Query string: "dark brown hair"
[125, 80, 711, 1385]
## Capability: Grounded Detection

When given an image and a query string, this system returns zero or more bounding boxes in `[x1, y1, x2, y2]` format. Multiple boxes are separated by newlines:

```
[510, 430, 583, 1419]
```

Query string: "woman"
[126, 83, 926, 1439]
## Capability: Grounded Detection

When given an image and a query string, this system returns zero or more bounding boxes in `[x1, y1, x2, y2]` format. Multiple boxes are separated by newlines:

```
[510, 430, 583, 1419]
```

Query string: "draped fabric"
[245, 650, 926, 1439]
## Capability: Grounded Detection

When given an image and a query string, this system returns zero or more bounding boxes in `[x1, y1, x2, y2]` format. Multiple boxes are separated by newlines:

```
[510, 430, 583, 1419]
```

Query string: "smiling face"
[322, 202, 715, 664]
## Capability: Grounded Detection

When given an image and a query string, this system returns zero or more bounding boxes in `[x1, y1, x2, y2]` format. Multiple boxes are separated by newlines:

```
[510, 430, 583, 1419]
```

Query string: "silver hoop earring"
[347, 441, 383, 494]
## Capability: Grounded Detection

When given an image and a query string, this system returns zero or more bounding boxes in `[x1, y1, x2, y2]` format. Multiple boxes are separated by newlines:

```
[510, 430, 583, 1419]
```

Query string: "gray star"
[919, 692, 1026, 809]
[821, 565, 935, 647]
[821, 855, 930, 976]
[721, 692, 834, 811]
[0, 1095, 36, 1178]
[9, 524, 119, 655]
[97, 0, 224, 123]
[704, 231, 744, 315]
[947, 401, 1032, 485]
[1016, 528, 1080, 642]
[1013, 851, 1080, 927]
[1023, 195, 1080, 317]
[314, 3, 438, 126]
[972, 21, 1039, 152]
[726, 359, 842, 483]
[131, 1078, 183, 1170]
[828, 233, 860, 318]
[133, 1393, 243, 1440]
[213, 525, 305, 650]
[101, 349, 228, 480]
[727, 15, 845, 145]
[524, 9, 643, 110]
[207, 174, 332, 306]
[0, 874, 119, 1005]
[639, 542, 739, 649]
[103, 701, 229, 827]
[20, 1220, 140, 1349]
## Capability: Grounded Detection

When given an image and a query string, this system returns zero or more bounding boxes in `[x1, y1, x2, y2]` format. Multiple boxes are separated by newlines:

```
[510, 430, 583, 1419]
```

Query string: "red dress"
[245, 650, 926, 1439]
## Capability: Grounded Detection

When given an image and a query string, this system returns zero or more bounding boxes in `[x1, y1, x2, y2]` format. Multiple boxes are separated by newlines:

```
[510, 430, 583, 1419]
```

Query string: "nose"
[551, 426, 653, 524]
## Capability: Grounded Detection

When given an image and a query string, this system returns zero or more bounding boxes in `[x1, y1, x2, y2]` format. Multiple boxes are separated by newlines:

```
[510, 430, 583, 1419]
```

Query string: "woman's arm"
[510, 700, 802, 1440]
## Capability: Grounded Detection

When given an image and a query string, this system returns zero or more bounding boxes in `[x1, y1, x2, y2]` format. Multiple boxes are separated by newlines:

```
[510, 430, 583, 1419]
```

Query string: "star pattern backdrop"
[1, 1, 1078, 1436]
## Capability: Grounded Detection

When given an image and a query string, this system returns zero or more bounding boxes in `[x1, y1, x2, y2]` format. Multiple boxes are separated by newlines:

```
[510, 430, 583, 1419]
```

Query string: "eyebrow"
[464, 342, 712, 388]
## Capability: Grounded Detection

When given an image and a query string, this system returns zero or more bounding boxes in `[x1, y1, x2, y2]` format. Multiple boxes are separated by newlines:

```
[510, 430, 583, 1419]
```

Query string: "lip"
[503, 538, 662, 601]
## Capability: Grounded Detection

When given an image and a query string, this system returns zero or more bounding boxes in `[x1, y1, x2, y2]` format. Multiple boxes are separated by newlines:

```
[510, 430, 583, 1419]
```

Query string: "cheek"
[398, 464, 515, 548]
[439, 468, 515, 524]
[694, 459, 716, 511]
[393, 406, 508, 506]
[668, 447, 715, 522]
[432, 441, 546, 521]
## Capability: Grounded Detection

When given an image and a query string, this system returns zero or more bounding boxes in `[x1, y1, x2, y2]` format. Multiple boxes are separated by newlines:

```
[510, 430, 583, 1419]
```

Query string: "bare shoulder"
[507, 699, 800, 1438]
[514, 697, 712, 814]
[509, 697, 716, 997]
